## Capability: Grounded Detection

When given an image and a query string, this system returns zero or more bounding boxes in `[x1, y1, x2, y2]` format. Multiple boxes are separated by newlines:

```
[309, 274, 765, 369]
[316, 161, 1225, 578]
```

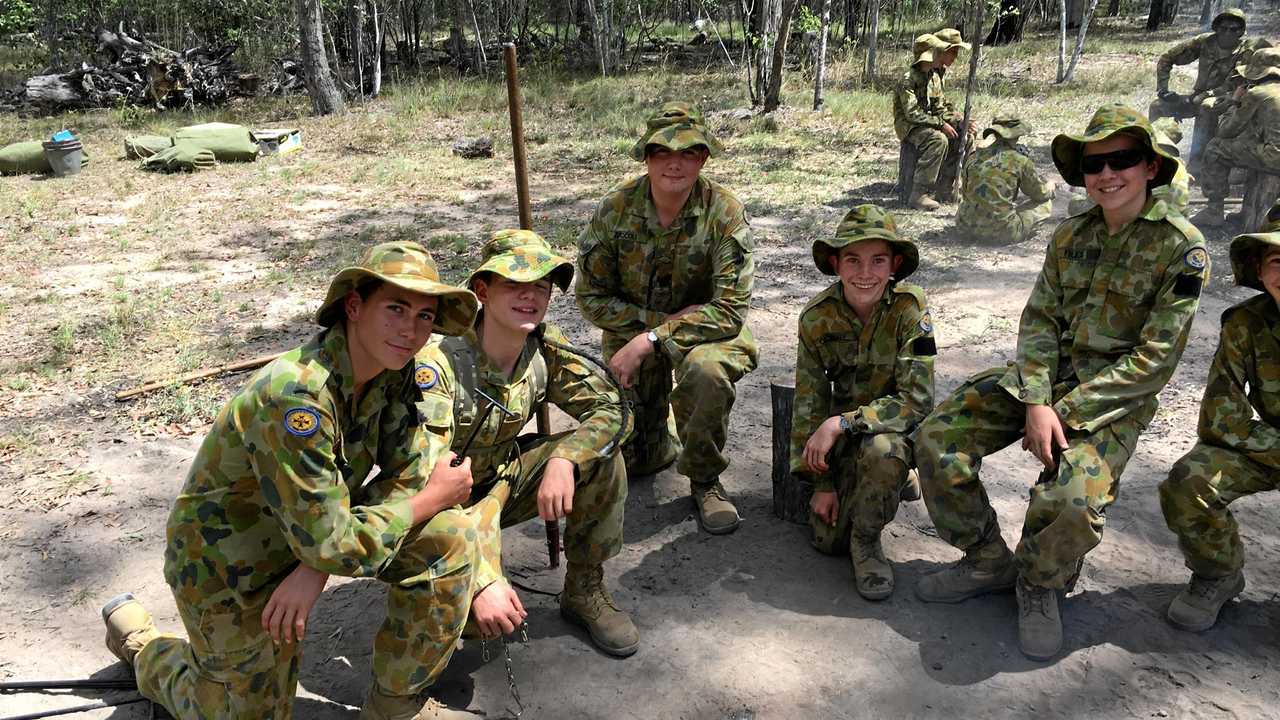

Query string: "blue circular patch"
[919, 310, 933, 334]
[1184, 247, 1208, 271]
[415, 364, 439, 390]
[284, 407, 321, 437]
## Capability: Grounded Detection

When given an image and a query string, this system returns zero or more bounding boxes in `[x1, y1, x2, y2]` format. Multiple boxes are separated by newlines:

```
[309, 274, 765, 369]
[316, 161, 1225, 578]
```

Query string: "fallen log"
[115, 352, 284, 402]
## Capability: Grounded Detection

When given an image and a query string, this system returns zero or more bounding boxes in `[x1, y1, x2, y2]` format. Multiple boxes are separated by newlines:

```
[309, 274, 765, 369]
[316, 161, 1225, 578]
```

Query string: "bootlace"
[699, 482, 728, 502]
[1190, 574, 1234, 600]
[1020, 584, 1052, 619]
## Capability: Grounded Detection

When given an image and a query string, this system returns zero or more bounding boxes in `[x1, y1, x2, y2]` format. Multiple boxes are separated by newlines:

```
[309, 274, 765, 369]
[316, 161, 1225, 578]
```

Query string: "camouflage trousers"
[958, 201, 1053, 245]
[906, 125, 964, 197]
[603, 327, 758, 482]
[135, 493, 507, 718]
[913, 369, 1140, 589]
[1199, 135, 1280, 201]
[1147, 95, 1219, 164]
[477, 430, 627, 566]
[1159, 442, 1279, 579]
[810, 432, 911, 554]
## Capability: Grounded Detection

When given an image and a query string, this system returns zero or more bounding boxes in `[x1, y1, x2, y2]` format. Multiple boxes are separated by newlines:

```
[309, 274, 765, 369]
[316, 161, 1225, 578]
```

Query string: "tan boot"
[909, 190, 940, 212]
[691, 477, 740, 535]
[1016, 578, 1062, 660]
[1166, 571, 1245, 632]
[101, 593, 159, 666]
[914, 539, 1017, 603]
[360, 686, 481, 720]
[850, 534, 894, 601]
[560, 562, 640, 657]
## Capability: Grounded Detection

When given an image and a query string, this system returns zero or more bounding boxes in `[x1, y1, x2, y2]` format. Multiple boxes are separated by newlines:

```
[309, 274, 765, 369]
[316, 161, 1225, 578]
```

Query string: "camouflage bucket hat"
[912, 34, 946, 65]
[317, 241, 479, 336]
[934, 27, 971, 51]
[1050, 103, 1178, 188]
[983, 114, 1030, 142]
[466, 228, 574, 292]
[1151, 117, 1183, 156]
[1229, 203, 1280, 291]
[1241, 47, 1280, 82]
[812, 204, 919, 279]
[630, 102, 724, 161]
[1211, 8, 1246, 30]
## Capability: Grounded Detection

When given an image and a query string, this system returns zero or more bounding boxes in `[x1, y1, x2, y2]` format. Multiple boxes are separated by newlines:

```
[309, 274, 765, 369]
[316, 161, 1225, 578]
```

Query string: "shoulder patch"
[284, 407, 321, 437]
[414, 363, 440, 390]
[918, 310, 934, 334]
[912, 337, 938, 356]
[1183, 246, 1208, 272]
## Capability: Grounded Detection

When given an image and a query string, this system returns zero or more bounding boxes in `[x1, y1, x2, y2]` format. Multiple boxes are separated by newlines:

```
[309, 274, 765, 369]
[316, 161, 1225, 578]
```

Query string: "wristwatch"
[647, 330, 660, 351]
[838, 415, 854, 437]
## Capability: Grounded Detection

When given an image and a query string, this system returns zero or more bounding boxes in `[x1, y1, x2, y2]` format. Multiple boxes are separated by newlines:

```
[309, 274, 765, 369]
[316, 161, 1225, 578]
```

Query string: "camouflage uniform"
[957, 116, 1054, 244]
[1069, 118, 1192, 215]
[1160, 219, 1280, 581]
[916, 106, 1208, 591]
[577, 111, 757, 485]
[132, 243, 485, 718]
[893, 34, 964, 202]
[1197, 50, 1280, 209]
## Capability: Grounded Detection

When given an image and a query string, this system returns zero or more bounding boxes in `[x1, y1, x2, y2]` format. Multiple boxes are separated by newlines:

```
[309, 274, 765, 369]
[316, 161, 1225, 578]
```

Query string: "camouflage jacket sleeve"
[652, 216, 754, 359]
[542, 325, 632, 466]
[576, 205, 669, 336]
[846, 296, 936, 436]
[361, 377, 453, 510]
[1018, 155, 1053, 205]
[1005, 225, 1068, 406]
[1198, 309, 1280, 468]
[1216, 87, 1259, 140]
[894, 74, 944, 131]
[1053, 233, 1207, 432]
[1157, 35, 1203, 92]
[790, 324, 836, 490]
[248, 392, 416, 578]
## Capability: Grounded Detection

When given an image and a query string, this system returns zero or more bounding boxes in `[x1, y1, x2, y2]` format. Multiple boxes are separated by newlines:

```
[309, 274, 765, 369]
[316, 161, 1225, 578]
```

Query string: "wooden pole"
[504, 42, 559, 568]
[770, 382, 810, 523]
[955, 0, 984, 194]
[114, 352, 284, 402]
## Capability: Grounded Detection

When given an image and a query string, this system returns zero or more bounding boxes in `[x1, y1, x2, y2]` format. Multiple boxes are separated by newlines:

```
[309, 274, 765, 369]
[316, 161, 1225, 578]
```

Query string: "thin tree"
[813, 0, 831, 109]
[763, 0, 800, 110]
[297, 0, 345, 114]
[863, 0, 878, 83]
[956, 0, 984, 185]
[1056, 0, 1066, 81]
[1058, 0, 1098, 83]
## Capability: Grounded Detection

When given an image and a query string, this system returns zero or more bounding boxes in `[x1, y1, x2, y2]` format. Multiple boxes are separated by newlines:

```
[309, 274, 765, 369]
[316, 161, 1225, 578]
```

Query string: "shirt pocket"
[1100, 267, 1158, 344]
[416, 393, 453, 432]
[819, 336, 860, 382]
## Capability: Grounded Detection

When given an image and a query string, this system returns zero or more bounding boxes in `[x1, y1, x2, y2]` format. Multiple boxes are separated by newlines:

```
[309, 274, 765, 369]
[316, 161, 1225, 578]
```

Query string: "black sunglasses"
[1080, 148, 1148, 175]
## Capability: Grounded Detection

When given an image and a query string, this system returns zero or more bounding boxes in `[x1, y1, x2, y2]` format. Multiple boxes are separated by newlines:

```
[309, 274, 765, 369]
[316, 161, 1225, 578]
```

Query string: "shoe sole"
[1019, 638, 1062, 661]
[856, 585, 894, 601]
[696, 513, 740, 535]
[914, 578, 1017, 604]
[559, 606, 639, 658]
[1166, 574, 1246, 632]
[101, 592, 137, 622]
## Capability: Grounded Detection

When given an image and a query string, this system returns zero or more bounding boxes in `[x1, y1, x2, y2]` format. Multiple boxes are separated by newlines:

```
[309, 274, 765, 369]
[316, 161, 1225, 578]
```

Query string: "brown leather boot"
[560, 562, 640, 657]
[101, 593, 160, 667]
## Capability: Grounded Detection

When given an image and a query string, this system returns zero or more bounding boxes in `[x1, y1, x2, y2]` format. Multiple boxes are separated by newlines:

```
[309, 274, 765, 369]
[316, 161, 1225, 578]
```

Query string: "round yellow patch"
[284, 407, 320, 437]
[1184, 247, 1208, 271]
[415, 364, 439, 390]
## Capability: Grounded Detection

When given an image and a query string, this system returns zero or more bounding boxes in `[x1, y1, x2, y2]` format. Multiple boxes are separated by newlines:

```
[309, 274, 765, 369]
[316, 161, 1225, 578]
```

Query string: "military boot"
[690, 477, 740, 535]
[914, 539, 1017, 603]
[899, 470, 921, 502]
[1016, 578, 1062, 660]
[1192, 201, 1225, 227]
[359, 686, 481, 720]
[909, 190, 940, 212]
[850, 534, 894, 601]
[1166, 571, 1245, 632]
[101, 593, 160, 666]
[560, 562, 640, 657]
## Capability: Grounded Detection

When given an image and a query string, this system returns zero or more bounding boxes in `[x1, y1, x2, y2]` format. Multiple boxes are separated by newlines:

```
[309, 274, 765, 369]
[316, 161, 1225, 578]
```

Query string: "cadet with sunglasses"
[1158, 203, 1280, 633]
[912, 105, 1208, 660]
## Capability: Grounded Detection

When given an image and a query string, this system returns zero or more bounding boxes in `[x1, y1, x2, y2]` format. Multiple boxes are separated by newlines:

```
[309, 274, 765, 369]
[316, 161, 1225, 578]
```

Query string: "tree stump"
[770, 382, 811, 524]
[896, 140, 919, 206]
[1242, 170, 1280, 231]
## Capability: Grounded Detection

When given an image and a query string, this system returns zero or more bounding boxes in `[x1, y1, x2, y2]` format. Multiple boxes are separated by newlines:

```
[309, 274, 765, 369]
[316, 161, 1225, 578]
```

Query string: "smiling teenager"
[576, 102, 758, 535]
[415, 229, 637, 660]
[791, 205, 936, 600]
[911, 104, 1210, 660]
[101, 242, 498, 719]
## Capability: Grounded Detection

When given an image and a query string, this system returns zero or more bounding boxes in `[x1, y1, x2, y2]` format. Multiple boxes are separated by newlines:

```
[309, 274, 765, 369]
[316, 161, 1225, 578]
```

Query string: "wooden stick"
[114, 352, 283, 402]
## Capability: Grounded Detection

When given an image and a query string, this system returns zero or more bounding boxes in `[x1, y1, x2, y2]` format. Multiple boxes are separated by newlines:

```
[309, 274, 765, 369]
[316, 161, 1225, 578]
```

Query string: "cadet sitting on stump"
[101, 242, 509, 719]
[417, 229, 638, 658]
[1159, 203, 1280, 633]
[791, 204, 935, 600]
[956, 115, 1056, 244]
[1193, 48, 1280, 227]
[893, 32, 972, 211]
[577, 102, 758, 535]
[912, 104, 1209, 661]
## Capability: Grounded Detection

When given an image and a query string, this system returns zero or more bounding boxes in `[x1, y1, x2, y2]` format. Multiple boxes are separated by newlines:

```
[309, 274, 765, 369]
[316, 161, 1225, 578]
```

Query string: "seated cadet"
[791, 204, 935, 600]
[1159, 203, 1280, 632]
[576, 102, 757, 535]
[1068, 117, 1191, 216]
[956, 115, 1056, 244]
[912, 105, 1209, 660]
[893, 32, 971, 211]
[417, 229, 638, 657]
[100, 242, 519, 719]
[1193, 48, 1280, 227]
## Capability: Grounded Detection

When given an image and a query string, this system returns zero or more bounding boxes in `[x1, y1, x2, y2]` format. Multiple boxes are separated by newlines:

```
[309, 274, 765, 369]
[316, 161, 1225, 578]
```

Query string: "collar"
[462, 315, 535, 385]
[637, 175, 706, 231]
[320, 323, 358, 403]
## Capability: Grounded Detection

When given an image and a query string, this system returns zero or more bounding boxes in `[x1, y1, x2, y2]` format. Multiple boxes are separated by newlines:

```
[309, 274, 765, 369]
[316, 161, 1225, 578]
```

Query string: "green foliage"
[0, 0, 35, 36]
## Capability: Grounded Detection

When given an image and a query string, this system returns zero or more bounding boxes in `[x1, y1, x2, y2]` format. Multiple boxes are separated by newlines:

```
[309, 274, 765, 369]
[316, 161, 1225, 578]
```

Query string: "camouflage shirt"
[576, 174, 756, 362]
[162, 324, 466, 611]
[997, 198, 1209, 433]
[1197, 293, 1280, 468]
[1216, 82, 1280, 149]
[1153, 159, 1192, 213]
[893, 66, 955, 140]
[1157, 34, 1270, 96]
[415, 321, 629, 486]
[957, 142, 1054, 234]
[790, 282, 936, 490]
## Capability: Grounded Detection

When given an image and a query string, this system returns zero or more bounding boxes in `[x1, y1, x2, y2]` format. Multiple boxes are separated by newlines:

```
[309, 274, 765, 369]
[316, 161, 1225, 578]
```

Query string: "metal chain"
[479, 622, 529, 719]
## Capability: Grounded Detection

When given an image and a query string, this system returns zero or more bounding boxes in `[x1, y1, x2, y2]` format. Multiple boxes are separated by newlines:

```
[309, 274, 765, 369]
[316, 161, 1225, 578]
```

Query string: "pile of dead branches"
[1, 24, 252, 113]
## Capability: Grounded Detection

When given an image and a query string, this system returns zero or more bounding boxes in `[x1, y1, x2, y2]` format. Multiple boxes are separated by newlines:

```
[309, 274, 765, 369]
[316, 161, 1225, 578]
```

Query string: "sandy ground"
[2, 97, 1279, 720]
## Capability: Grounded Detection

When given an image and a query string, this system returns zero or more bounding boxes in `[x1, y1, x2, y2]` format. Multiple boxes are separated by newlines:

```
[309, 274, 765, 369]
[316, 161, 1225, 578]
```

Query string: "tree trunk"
[863, 0, 879, 83]
[1060, 0, 1098, 82]
[985, 0, 1027, 45]
[297, 0, 345, 114]
[1057, 0, 1066, 81]
[813, 0, 831, 109]
[762, 0, 799, 111]
[957, 0, 984, 188]
[1105, 0, 1120, 16]
[349, 0, 366, 95]
[449, 0, 468, 66]
[1146, 0, 1167, 30]
[370, 0, 383, 96]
